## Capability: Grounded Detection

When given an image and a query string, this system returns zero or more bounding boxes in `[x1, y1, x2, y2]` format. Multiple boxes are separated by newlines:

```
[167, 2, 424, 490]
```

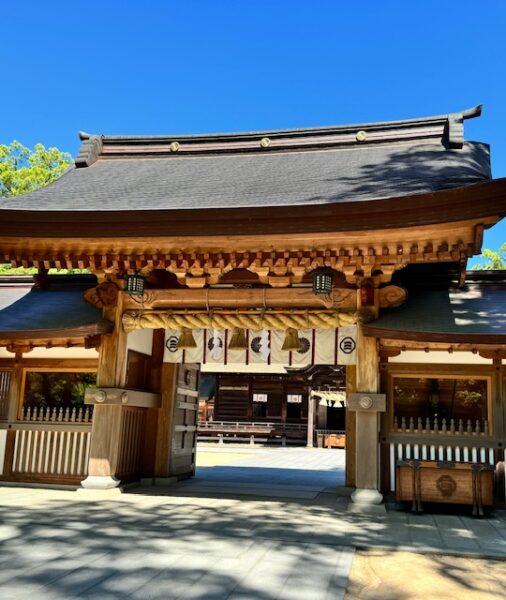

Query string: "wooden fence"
[10, 425, 92, 481]
[1, 405, 93, 484]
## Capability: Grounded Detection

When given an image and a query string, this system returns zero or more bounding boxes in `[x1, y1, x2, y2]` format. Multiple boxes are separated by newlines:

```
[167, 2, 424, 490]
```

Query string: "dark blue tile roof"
[0, 278, 113, 339]
[366, 278, 506, 341]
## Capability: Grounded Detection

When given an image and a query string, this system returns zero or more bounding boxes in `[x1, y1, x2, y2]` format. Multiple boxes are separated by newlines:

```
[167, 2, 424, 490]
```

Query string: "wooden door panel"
[169, 364, 199, 478]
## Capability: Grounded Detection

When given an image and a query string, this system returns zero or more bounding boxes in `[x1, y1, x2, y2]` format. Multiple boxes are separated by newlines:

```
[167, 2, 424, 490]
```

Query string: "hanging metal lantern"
[125, 273, 145, 296]
[312, 268, 333, 295]
[177, 327, 197, 349]
[228, 328, 247, 350]
[282, 328, 302, 351]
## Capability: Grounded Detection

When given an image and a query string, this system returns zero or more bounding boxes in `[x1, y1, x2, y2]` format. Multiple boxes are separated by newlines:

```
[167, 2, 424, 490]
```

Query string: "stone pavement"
[0, 447, 505, 599]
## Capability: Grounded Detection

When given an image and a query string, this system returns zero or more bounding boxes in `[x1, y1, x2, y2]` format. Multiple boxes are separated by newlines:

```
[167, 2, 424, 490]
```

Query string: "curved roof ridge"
[79, 105, 482, 142]
[74, 106, 483, 167]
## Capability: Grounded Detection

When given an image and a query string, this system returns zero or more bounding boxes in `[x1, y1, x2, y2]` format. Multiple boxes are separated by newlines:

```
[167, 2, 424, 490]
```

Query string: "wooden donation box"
[317, 432, 346, 448]
[396, 460, 494, 516]
[324, 433, 346, 448]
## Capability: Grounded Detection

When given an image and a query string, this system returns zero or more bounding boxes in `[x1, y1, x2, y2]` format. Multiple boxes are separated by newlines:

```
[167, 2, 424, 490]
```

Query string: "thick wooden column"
[345, 365, 356, 487]
[96, 293, 128, 388]
[7, 355, 23, 423]
[349, 327, 385, 506]
[153, 363, 178, 478]
[0, 354, 23, 478]
[82, 294, 128, 489]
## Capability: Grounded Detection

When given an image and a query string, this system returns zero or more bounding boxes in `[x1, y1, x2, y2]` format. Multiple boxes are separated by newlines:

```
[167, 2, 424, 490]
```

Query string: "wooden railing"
[197, 420, 307, 444]
[394, 415, 489, 436]
[198, 420, 306, 433]
[19, 405, 93, 423]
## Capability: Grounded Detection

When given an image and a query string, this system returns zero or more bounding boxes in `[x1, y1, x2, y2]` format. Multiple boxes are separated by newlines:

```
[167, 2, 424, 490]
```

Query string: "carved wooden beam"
[122, 286, 358, 310]
[2, 219, 484, 274]
[121, 284, 408, 312]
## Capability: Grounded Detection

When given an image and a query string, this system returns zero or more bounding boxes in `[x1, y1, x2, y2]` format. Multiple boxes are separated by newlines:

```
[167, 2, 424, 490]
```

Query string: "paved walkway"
[0, 447, 504, 599]
[183, 445, 346, 499]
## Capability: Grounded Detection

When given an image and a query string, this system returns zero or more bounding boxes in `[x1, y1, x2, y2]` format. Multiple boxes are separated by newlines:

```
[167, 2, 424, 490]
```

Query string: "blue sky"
[2, 1, 505, 260]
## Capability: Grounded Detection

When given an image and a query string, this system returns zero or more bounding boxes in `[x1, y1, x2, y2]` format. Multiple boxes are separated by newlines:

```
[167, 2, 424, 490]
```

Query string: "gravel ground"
[345, 549, 506, 600]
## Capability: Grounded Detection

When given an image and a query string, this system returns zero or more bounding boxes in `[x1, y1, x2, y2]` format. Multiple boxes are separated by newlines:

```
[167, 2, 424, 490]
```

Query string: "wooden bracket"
[84, 281, 120, 309]
[5, 343, 33, 359]
[85, 387, 161, 408]
[347, 392, 386, 412]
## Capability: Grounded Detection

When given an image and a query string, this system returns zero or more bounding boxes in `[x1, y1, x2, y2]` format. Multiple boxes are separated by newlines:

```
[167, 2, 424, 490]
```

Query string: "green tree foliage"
[472, 243, 506, 270]
[0, 264, 84, 275]
[0, 142, 83, 275]
[23, 372, 97, 410]
[0, 140, 71, 198]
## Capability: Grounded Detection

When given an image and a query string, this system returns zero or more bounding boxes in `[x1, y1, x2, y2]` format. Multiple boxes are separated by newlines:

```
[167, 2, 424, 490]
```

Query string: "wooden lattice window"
[0, 369, 11, 420]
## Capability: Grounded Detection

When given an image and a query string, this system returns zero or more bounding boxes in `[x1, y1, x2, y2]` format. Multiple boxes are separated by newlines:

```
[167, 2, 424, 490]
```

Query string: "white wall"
[0, 346, 99, 359]
[126, 329, 154, 356]
[201, 363, 288, 374]
[389, 350, 492, 365]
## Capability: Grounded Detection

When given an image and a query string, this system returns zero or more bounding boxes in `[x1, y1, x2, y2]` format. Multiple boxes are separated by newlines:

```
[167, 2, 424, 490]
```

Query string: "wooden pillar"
[492, 358, 505, 502]
[345, 365, 357, 487]
[307, 393, 315, 447]
[153, 363, 178, 477]
[96, 293, 128, 388]
[7, 355, 23, 423]
[0, 353, 24, 479]
[348, 327, 385, 506]
[82, 293, 129, 490]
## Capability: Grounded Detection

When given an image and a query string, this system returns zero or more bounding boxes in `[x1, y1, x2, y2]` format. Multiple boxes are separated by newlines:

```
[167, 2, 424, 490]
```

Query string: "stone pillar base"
[351, 488, 383, 504]
[80, 475, 120, 490]
[348, 488, 386, 514]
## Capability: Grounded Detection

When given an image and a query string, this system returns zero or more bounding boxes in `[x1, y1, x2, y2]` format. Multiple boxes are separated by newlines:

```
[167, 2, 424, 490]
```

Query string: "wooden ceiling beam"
[0, 216, 496, 258]
[1, 213, 484, 291]
[122, 286, 358, 311]
[120, 285, 406, 311]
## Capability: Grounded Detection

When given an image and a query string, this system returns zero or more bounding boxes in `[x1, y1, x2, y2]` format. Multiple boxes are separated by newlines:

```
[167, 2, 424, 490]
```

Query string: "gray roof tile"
[0, 141, 490, 211]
